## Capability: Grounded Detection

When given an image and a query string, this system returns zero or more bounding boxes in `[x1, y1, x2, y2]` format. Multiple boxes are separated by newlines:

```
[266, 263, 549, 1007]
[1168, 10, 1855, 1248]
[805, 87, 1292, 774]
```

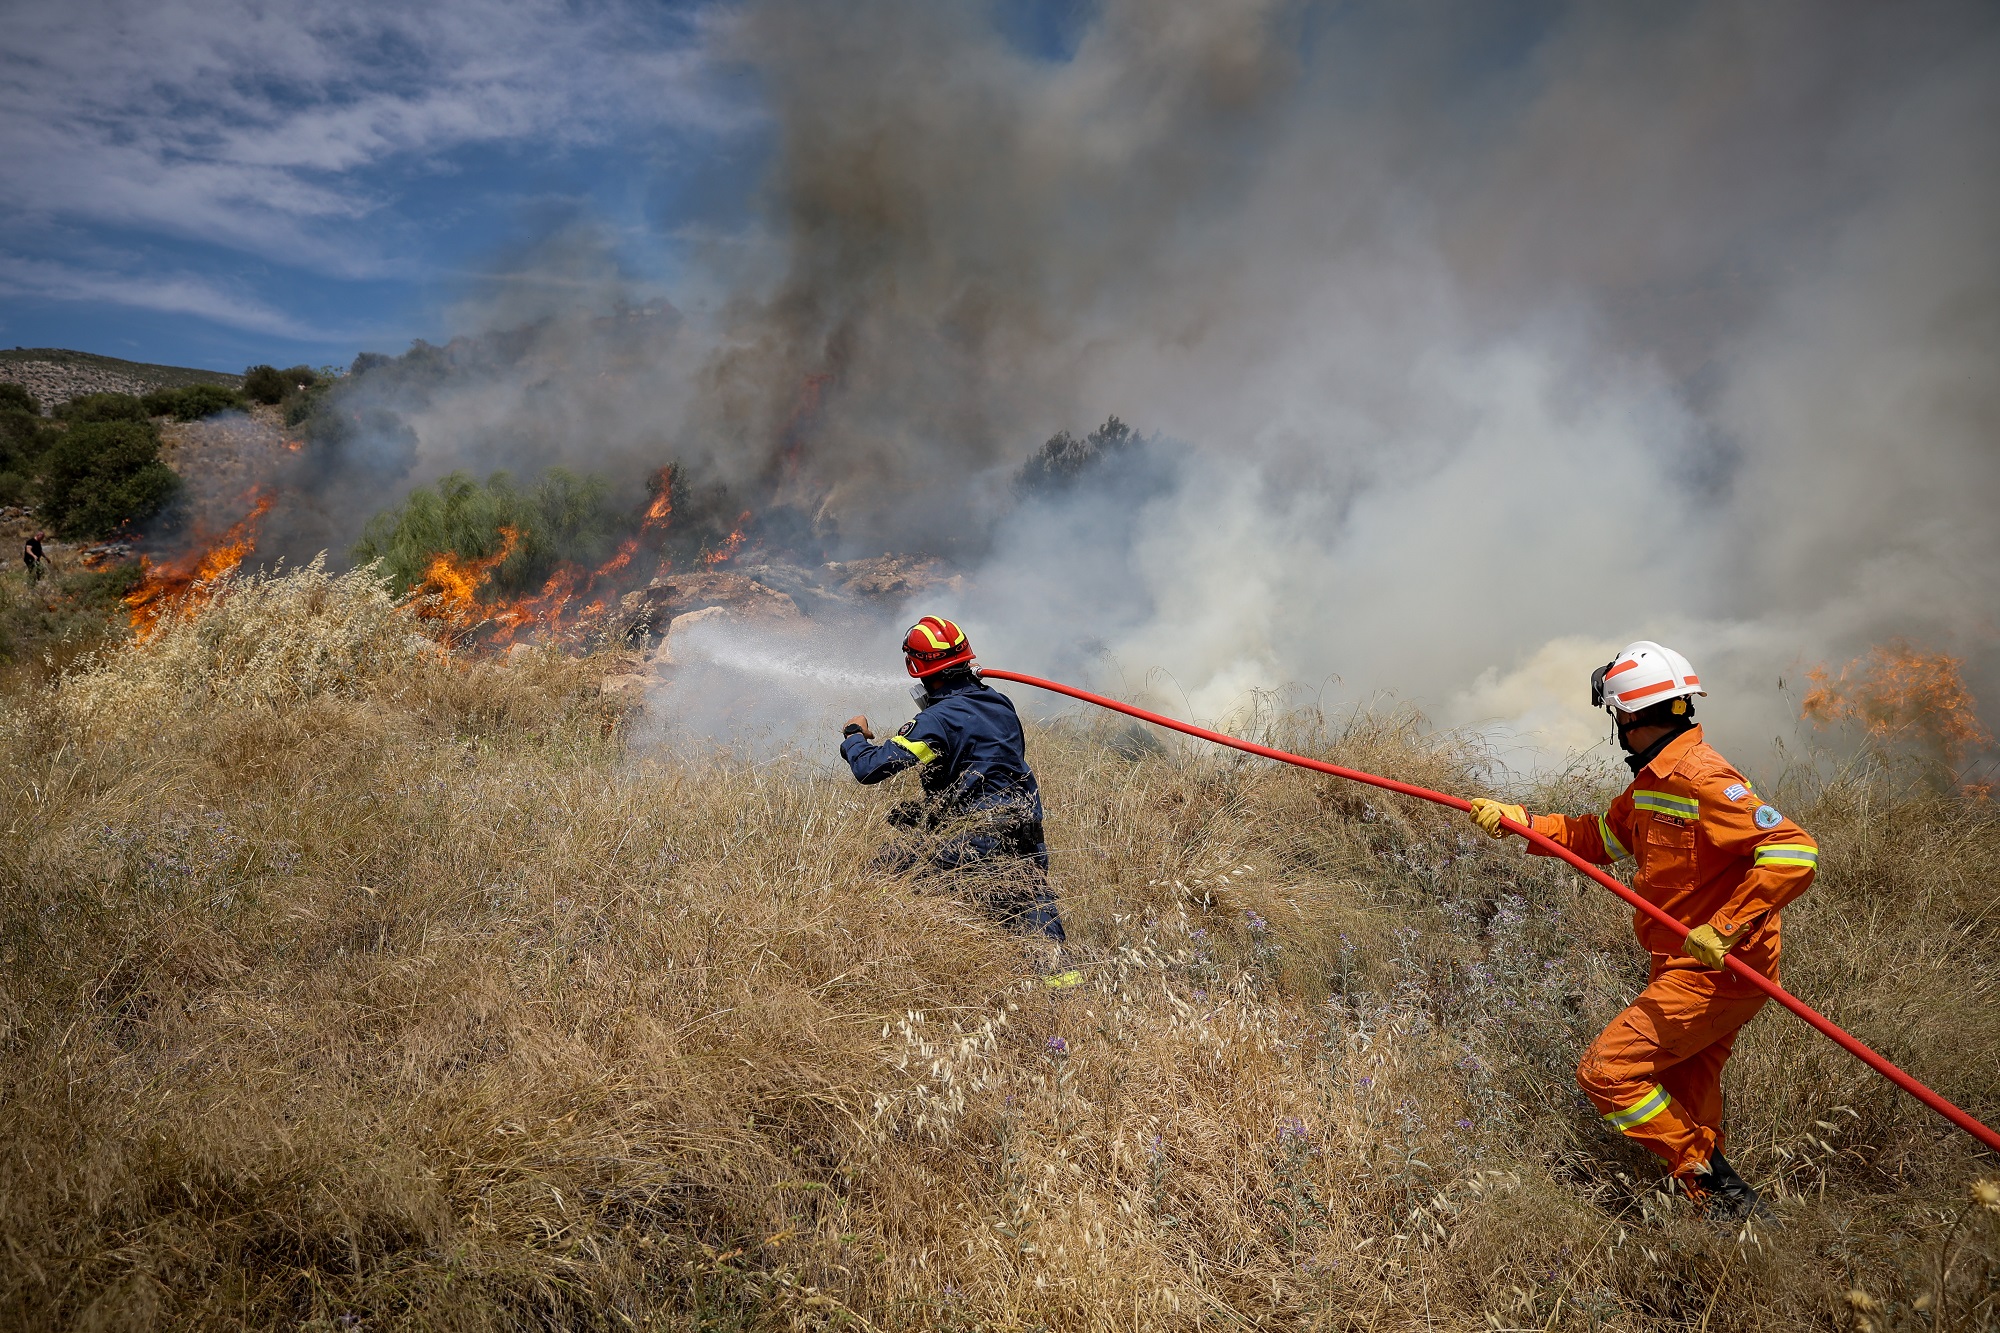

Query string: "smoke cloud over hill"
[304, 0, 2000, 769]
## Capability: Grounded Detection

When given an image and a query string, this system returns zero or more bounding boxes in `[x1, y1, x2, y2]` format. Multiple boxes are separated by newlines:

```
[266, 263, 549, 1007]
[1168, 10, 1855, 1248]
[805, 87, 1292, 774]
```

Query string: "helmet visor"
[1589, 661, 1611, 709]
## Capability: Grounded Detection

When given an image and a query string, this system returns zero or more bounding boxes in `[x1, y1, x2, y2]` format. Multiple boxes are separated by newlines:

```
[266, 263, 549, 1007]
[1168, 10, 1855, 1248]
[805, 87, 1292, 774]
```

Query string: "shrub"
[140, 383, 245, 422]
[280, 370, 337, 428]
[0, 383, 39, 415]
[0, 472, 26, 507]
[353, 468, 627, 596]
[173, 383, 245, 421]
[55, 392, 149, 425]
[36, 418, 181, 538]
[242, 365, 288, 404]
[0, 406, 51, 477]
[1017, 415, 1140, 494]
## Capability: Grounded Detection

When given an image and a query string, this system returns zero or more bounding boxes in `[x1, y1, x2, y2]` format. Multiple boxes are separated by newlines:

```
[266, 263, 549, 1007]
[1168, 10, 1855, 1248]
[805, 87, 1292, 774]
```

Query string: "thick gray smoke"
[690, 0, 2000, 772]
[313, 1, 2000, 773]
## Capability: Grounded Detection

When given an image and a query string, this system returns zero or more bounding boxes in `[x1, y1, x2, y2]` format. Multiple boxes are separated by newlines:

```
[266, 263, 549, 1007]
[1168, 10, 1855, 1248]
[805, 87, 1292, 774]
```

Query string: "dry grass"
[1, 571, 1997, 1330]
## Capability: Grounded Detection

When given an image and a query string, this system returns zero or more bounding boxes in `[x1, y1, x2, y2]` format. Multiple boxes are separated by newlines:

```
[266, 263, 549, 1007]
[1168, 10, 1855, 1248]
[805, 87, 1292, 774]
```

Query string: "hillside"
[0, 566, 1995, 1330]
[0, 347, 243, 412]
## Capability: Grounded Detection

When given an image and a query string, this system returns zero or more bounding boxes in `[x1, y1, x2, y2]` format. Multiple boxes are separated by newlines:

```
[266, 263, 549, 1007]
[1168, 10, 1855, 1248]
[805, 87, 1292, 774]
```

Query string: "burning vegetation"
[1802, 639, 1995, 783]
[119, 493, 274, 640]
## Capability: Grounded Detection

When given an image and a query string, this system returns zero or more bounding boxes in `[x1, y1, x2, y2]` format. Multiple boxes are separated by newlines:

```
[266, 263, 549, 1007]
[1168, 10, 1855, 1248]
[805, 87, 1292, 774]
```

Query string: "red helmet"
[902, 615, 974, 678]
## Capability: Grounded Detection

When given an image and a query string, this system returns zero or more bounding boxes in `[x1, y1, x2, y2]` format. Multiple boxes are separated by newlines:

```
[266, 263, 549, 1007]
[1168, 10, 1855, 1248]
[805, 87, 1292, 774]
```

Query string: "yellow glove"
[1468, 798, 1528, 839]
[1684, 924, 1736, 970]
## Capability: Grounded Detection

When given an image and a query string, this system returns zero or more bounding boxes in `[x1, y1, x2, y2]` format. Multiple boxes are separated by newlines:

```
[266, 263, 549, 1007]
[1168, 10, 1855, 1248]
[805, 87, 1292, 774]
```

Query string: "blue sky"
[0, 0, 764, 372]
[0, 0, 1568, 376]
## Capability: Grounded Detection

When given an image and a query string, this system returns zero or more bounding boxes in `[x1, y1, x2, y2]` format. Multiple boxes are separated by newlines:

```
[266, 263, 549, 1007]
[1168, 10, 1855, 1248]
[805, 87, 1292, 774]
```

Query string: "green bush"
[242, 365, 288, 405]
[353, 468, 627, 596]
[281, 371, 340, 428]
[55, 393, 149, 425]
[140, 383, 245, 421]
[0, 471, 27, 508]
[1016, 416, 1139, 494]
[0, 406, 52, 477]
[37, 419, 181, 538]
[281, 365, 319, 391]
[0, 383, 39, 415]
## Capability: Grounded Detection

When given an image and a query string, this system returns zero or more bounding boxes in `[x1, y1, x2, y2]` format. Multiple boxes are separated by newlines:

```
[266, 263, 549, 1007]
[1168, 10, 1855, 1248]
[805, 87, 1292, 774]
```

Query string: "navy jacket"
[840, 675, 1044, 821]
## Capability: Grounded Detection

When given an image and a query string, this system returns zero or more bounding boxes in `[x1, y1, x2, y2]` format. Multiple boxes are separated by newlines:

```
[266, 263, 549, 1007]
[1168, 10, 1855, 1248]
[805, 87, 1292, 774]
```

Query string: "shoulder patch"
[1723, 783, 1749, 802]
[897, 719, 916, 737]
[1754, 804, 1784, 829]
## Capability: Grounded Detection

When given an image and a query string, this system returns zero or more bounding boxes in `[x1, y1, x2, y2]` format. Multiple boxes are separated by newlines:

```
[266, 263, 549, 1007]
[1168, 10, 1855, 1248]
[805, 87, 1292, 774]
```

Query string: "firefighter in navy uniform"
[840, 616, 1069, 951]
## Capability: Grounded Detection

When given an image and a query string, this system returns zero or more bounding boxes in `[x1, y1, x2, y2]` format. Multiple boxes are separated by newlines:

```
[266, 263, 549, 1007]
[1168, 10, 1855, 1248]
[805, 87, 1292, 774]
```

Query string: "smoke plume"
[302, 0, 2000, 772]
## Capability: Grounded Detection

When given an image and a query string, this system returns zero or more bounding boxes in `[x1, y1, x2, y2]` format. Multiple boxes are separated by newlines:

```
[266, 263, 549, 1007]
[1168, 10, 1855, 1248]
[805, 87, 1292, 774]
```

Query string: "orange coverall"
[1526, 726, 1817, 1176]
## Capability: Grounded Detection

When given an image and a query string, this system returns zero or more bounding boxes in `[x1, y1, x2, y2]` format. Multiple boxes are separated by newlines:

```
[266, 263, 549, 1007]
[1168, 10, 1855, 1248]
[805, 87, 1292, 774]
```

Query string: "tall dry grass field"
[1, 567, 1996, 1330]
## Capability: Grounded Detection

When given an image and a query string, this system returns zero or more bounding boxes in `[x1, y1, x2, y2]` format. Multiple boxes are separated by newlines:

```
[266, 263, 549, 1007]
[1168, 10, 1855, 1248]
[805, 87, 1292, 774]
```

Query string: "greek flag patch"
[1723, 783, 1749, 802]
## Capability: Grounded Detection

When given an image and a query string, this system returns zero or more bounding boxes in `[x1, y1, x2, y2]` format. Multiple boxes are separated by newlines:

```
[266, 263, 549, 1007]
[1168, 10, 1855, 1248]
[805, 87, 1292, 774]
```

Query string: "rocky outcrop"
[0, 349, 242, 412]
[157, 406, 296, 530]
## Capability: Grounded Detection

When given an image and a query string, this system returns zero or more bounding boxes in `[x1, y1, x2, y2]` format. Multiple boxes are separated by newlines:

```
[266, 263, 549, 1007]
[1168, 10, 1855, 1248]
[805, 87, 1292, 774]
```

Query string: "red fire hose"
[980, 667, 2000, 1157]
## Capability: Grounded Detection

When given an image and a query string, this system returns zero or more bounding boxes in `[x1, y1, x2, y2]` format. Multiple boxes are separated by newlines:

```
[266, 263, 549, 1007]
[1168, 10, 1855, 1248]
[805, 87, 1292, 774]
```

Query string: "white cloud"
[0, 0, 736, 275]
[0, 254, 339, 339]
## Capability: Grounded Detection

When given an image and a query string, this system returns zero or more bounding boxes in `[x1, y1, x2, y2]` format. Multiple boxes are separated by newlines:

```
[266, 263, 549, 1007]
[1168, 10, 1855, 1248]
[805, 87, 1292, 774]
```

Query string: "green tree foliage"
[245, 365, 319, 406]
[37, 419, 182, 538]
[281, 369, 340, 428]
[0, 391, 51, 506]
[1016, 416, 1138, 495]
[140, 383, 246, 421]
[55, 393, 149, 425]
[242, 365, 288, 404]
[353, 468, 628, 596]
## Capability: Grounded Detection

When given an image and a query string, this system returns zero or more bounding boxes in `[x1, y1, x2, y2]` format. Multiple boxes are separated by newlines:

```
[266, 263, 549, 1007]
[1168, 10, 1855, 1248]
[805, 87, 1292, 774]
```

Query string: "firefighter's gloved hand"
[1468, 799, 1528, 839]
[1683, 924, 1736, 970]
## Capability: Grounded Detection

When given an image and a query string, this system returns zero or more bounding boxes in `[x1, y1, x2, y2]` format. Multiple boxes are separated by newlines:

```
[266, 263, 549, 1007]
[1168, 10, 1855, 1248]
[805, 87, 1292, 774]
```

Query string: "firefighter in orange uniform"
[1468, 641, 1816, 1219]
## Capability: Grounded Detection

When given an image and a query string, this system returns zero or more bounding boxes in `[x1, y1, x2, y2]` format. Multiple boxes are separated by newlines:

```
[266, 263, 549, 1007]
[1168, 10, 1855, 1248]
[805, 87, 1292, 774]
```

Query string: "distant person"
[22, 532, 47, 582]
[1467, 642, 1817, 1222]
[840, 617, 1074, 975]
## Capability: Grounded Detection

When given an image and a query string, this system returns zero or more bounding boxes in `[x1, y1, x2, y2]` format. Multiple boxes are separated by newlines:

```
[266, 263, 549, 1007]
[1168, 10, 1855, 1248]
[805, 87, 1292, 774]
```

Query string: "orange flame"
[588, 474, 674, 584]
[122, 494, 275, 640]
[413, 526, 520, 628]
[486, 564, 583, 646]
[1802, 639, 1993, 773]
[481, 469, 678, 645]
[703, 510, 751, 567]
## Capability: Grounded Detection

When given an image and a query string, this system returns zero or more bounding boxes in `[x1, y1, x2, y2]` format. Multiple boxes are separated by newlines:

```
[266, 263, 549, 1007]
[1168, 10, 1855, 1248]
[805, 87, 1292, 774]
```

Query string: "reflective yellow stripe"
[1634, 790, 1699, 819]
[1604, 1084, 1671, 1132]
[1755, 842, 1818, 867]
[890, 734, 938, 764]
[1598, 815, 1631, 862]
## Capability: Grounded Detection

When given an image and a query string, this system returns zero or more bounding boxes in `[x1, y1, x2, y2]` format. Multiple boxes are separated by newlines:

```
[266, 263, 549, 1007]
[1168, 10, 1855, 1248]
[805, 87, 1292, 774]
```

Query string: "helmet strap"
[1613, 697, 1697, 769]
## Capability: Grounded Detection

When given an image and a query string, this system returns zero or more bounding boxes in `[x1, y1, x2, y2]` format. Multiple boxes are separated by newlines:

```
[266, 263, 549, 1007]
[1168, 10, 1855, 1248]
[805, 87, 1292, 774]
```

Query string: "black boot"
[1689, 1152, 1771, 1222]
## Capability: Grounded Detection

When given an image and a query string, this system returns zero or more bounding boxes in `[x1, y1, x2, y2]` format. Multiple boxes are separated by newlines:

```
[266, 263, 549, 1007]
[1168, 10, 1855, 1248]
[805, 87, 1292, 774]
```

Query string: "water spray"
[672, 621, 909, 692]
[980, 667, 2000, 1158]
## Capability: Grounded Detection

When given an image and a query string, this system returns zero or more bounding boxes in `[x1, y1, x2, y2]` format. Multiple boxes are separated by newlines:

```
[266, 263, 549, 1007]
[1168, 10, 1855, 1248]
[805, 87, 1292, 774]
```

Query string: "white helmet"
[1591, 640, 1705, 715]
